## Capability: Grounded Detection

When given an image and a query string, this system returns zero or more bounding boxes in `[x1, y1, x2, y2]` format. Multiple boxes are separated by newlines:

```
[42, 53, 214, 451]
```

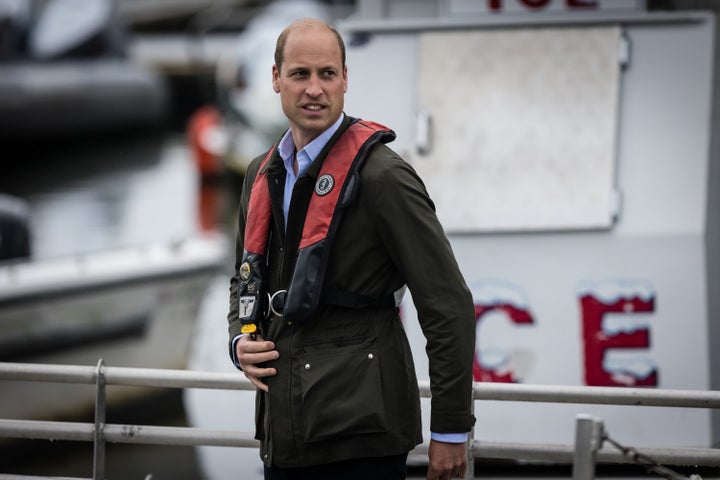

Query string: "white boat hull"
[0, 234, 228, 420]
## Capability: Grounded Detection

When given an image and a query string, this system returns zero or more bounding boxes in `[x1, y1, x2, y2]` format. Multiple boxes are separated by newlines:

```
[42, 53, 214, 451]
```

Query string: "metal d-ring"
[269, 290, 287, 318]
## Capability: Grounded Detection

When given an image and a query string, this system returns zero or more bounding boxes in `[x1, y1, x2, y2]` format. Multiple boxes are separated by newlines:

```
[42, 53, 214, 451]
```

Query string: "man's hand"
[235, 334, 278, 392]
[426, 440, 468, 480]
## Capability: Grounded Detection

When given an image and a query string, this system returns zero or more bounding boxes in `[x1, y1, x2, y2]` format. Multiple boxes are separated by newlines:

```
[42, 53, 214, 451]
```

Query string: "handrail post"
[93, 359, 106, 480]
[572, 414, 604, 480]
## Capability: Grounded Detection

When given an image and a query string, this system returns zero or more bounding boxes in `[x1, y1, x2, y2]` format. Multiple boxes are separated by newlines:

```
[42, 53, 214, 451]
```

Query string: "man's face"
[272, 26, 347, 149]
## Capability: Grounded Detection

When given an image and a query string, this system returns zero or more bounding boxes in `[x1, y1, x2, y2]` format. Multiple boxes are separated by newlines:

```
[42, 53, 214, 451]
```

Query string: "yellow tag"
[241, 323, 257, 334]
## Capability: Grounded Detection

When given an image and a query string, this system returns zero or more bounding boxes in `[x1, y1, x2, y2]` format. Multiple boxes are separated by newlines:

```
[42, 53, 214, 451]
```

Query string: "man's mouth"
[303, 104, 325, 112]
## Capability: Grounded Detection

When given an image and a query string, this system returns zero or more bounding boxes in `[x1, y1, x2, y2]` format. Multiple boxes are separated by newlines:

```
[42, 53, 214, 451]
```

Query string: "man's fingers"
[235, 336, 278, 391]
[427, 440, 468, 480]
[244, 373, 270, 392]
[236, 338, 279, 368]
[237, 348, 279, 366]
[242, 363, 277, 379]
[244, 339, 274, 351]
[236, 338, 274, 354]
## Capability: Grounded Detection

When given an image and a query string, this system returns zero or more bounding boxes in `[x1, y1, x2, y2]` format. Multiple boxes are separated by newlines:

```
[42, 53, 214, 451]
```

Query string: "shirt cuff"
[430, 432, 468, 443]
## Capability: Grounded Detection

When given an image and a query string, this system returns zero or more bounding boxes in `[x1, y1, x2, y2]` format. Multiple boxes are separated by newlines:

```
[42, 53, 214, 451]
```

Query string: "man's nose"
[305, 75, 322, 96]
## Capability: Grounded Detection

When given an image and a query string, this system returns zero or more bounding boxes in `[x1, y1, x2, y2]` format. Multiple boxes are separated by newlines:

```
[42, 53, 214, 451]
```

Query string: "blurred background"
[0, 0, 719, 478]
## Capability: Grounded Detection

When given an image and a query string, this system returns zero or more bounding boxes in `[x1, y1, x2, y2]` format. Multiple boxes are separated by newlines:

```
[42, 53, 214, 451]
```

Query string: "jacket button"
[305, 363, 311, 370]
[368, 354, 374, 359]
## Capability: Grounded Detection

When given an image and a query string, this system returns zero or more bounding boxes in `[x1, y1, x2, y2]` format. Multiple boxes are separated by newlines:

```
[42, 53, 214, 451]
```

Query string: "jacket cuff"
[430, 413, 476, 434]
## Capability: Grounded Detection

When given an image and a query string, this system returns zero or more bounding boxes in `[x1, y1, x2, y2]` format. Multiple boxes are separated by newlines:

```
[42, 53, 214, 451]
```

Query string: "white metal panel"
[613, 21, 714, 237]
[414, 26, 622, 232]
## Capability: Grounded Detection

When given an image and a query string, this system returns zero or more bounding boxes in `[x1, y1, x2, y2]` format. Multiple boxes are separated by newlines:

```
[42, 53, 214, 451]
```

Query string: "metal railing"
[0, 360, 719, 480]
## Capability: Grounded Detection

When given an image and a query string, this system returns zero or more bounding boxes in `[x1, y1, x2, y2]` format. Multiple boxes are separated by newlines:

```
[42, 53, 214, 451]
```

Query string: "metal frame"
[1, 360, 719, 479]
[338, 9, 710, 34]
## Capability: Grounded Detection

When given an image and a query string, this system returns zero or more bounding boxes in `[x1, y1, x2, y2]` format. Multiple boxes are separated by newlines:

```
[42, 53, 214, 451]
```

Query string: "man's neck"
[291, 131, 319, 153]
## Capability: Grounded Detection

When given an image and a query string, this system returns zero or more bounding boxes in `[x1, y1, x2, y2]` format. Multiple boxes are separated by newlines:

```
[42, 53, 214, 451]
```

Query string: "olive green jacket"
[227, 115, 476, 468]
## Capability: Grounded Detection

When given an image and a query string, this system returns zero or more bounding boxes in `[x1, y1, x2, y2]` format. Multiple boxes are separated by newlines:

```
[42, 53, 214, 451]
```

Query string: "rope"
[603, 433, 703, 480]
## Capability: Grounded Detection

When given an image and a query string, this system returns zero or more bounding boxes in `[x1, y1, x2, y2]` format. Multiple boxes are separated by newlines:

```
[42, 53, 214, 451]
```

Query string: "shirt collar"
[277, 113, 345, 177]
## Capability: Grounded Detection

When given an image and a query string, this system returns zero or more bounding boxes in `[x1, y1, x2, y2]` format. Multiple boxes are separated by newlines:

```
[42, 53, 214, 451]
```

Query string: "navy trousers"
[263, 453, 408, 480]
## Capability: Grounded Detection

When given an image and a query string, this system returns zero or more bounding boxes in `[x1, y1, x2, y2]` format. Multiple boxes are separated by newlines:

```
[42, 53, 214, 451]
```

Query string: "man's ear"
[272, 65, 280, 93]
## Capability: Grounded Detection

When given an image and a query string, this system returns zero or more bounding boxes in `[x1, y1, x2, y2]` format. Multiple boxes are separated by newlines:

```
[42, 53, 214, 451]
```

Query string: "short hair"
[274, 19, 346, 72]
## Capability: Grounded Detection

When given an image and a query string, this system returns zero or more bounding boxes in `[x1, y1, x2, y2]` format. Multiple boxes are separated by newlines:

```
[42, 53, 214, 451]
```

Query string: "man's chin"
[296, 118, 329, 134]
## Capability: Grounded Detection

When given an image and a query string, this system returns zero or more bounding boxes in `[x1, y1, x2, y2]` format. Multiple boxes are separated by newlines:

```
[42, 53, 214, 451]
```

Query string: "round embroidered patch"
[315, 174, 334, 196]
[239, 262, 252, 281]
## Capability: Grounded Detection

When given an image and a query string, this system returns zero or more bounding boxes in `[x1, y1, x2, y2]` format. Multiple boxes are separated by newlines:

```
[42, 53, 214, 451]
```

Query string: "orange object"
[187, 105, 223, 178]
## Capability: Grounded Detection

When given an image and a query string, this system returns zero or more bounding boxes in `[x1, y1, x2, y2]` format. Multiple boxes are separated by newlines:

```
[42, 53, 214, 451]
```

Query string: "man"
[228, 18, 476, 480]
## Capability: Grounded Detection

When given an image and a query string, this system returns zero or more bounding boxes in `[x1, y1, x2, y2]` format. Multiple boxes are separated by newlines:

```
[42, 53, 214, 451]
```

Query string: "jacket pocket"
[300, 348, 388, 443]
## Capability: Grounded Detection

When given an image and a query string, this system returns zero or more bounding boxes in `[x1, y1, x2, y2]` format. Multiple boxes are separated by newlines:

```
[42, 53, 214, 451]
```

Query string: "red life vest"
[237, 119, 396, 334]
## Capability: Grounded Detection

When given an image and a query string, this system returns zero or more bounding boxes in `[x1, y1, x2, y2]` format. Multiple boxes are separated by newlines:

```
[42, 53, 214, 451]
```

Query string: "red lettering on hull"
[474, 302, 533, 383]
[580, 290, 657, 387]
[488, 0, 598, 12]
